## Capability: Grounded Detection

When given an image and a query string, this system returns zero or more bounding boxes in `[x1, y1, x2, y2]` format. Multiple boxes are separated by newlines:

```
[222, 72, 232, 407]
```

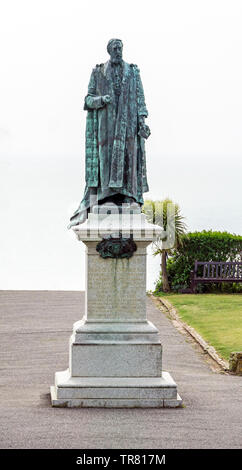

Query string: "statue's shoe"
[123, 196, 136, 204]
[92, 201, 141, 215]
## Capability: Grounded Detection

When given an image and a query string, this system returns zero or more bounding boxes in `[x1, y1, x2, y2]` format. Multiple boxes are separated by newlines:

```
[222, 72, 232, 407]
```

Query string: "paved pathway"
[0, 291, 241, 449]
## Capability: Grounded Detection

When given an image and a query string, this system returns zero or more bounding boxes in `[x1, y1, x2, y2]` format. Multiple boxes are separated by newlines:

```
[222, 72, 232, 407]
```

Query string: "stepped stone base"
[51, 371, 182, 408]
[50, 212, 182, 408]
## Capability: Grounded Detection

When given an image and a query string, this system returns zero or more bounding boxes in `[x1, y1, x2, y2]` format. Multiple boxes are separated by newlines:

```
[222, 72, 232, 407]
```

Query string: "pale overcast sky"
[0, 0, 241, 290]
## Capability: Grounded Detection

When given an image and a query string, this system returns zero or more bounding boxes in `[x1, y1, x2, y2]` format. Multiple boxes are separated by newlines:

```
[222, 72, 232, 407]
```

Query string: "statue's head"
[107, 39, 123, 64]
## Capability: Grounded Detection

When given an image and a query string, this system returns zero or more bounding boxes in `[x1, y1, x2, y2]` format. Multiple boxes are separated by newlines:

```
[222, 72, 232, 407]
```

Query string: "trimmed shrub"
[165, 230, 242, 292]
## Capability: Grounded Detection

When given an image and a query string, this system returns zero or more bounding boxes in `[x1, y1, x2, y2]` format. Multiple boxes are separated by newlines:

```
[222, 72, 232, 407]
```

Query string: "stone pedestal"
[50, 211, 182, 407]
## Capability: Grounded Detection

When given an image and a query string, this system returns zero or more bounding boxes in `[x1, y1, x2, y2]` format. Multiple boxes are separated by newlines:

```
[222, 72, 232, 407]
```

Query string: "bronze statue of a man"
[69, 39, 150, 227]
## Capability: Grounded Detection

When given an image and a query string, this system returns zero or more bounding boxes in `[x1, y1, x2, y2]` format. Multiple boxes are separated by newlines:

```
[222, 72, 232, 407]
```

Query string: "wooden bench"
[190, 261, 242, 293]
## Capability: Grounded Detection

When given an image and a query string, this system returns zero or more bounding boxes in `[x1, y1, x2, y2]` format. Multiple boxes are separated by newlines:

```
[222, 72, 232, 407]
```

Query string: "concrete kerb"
[150, 295, 229, 373]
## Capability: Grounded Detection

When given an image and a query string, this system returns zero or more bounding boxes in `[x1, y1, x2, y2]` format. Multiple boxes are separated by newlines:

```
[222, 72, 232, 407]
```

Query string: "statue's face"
[109, 41, 123, 64]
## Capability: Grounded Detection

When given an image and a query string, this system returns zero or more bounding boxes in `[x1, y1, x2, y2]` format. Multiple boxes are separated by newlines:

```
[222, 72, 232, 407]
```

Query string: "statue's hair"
[107, 39, 123, 54]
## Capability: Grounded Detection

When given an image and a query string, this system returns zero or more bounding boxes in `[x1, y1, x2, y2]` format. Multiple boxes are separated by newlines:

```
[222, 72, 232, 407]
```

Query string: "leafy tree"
[142, 198, 187, 292]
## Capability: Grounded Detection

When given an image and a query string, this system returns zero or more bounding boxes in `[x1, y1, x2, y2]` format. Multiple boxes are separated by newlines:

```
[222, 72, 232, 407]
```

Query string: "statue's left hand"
[139, 123, 151, 139]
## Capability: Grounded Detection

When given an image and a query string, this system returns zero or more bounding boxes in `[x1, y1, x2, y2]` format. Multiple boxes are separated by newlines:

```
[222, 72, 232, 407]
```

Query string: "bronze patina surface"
[69, 39, 150, 227]
[96, 235, 137, 259]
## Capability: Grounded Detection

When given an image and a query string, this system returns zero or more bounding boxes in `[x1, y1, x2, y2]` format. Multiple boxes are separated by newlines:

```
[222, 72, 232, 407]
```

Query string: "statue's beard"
[111, 56, 122, 64]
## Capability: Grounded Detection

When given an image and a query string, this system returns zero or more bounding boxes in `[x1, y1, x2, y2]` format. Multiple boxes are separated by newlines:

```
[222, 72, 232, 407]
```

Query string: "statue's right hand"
[102, 95, 112, 104]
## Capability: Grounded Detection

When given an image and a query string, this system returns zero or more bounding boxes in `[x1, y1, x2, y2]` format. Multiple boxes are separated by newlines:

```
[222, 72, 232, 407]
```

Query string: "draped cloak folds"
[70, 60, 149, 222]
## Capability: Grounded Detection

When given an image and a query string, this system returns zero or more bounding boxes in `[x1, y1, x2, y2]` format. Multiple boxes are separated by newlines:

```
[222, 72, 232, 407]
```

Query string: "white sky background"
[0, 0, 242, 290]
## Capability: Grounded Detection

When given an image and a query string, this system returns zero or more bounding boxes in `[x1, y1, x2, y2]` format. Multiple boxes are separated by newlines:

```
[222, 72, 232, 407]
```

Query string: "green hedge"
[164, 230, 242, 292]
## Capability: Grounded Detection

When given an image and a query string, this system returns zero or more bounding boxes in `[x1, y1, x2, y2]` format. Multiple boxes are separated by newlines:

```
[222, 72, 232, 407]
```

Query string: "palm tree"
[142, 198, 187, 292]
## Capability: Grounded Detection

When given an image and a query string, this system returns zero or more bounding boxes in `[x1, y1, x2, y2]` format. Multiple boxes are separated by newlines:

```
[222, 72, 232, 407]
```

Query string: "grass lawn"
[159, 294, 242, 361]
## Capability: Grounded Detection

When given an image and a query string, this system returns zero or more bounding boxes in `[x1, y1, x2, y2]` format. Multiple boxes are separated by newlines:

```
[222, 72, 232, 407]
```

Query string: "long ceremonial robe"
[71, 60, 149, 221]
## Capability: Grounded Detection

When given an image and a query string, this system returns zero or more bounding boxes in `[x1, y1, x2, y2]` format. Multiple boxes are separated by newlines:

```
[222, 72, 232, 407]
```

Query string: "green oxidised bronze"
[96, 236, 137, 259]
[69, 39, 150, 228]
